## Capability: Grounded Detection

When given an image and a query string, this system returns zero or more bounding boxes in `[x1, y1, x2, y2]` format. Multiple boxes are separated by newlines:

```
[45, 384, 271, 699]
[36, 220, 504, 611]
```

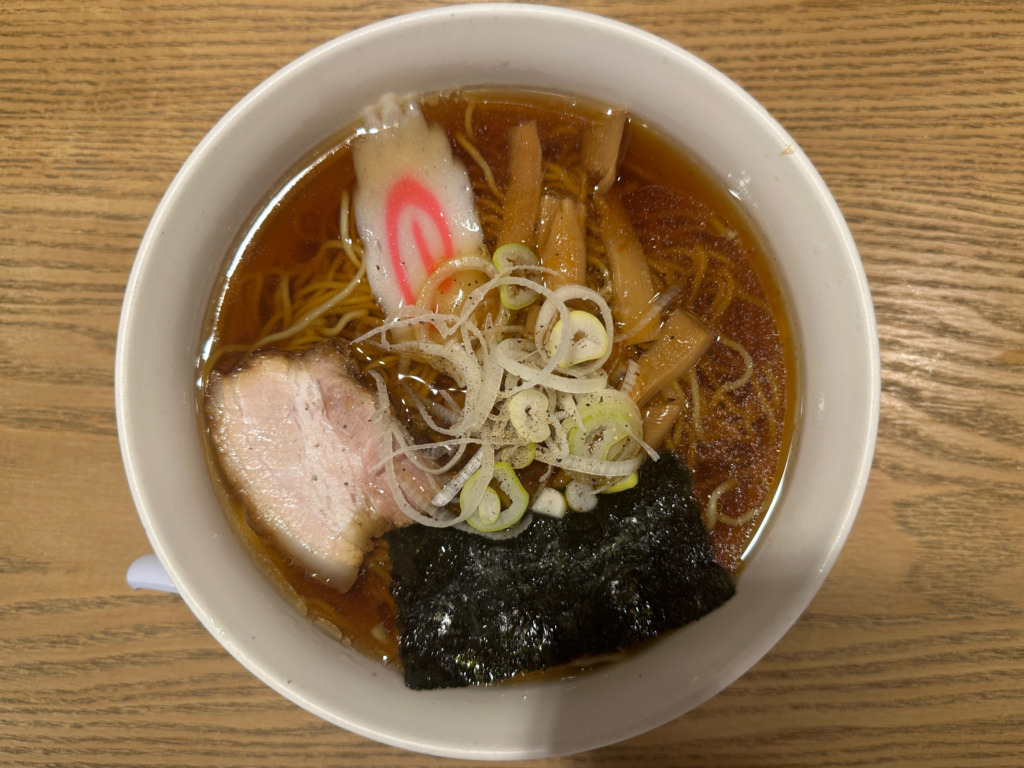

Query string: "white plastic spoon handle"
[126, 553, 179, 594]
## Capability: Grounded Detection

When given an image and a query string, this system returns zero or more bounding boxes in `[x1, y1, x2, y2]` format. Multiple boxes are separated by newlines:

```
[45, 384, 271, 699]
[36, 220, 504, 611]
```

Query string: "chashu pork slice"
[207, 344, 432, 591]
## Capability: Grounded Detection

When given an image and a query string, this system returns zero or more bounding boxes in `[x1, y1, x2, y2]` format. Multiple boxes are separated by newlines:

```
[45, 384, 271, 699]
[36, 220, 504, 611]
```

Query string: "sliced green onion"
[569, 389, 643, 461]
[476, 487, 502, 524]
[531, 487, 567, 518]
[508, 389, 552, 443]
[502, 441, 536, 469]
[600, 471, 638, 494]
[464, 461, 529, 532]
[545, 310, 609, 368]
[492, 243, 539, 309]
[565, 480, 598, 512]
[458, 448, 496, 522]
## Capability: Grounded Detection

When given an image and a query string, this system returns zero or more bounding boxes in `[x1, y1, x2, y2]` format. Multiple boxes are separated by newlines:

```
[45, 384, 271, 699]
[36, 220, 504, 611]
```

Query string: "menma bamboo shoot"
[497, 121, 543, 249]
[538, 197, 586, 290]
[599, 195, 659, 343]
[628, 309, 715, 406]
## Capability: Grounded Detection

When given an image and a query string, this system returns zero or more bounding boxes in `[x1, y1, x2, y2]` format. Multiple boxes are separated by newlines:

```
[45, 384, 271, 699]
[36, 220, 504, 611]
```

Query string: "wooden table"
[3, 1, 1022, 765]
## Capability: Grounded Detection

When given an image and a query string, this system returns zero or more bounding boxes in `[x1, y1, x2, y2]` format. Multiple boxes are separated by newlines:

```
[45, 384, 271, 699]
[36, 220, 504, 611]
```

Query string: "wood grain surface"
[2, 1, 1022, 766]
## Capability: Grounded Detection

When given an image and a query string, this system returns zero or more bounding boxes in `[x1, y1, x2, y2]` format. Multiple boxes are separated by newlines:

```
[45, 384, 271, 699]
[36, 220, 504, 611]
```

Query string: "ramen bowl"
[115, 3, 878, 760]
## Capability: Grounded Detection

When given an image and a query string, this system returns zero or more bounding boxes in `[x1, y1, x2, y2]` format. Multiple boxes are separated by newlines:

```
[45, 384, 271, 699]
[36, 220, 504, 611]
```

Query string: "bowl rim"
[115, 2, 880, 759]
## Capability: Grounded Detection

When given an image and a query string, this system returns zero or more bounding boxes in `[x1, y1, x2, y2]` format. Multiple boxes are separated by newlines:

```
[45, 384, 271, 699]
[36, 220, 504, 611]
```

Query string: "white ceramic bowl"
[116, 3, 878, 760]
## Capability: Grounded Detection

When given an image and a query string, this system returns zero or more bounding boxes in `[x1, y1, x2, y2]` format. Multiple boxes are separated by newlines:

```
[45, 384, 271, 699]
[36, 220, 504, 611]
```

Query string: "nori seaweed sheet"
[385, 452, 736, 689]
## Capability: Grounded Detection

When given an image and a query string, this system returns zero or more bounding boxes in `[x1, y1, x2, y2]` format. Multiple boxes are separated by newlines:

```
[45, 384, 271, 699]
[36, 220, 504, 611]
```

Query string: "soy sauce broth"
[199, 89, 796, 669]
